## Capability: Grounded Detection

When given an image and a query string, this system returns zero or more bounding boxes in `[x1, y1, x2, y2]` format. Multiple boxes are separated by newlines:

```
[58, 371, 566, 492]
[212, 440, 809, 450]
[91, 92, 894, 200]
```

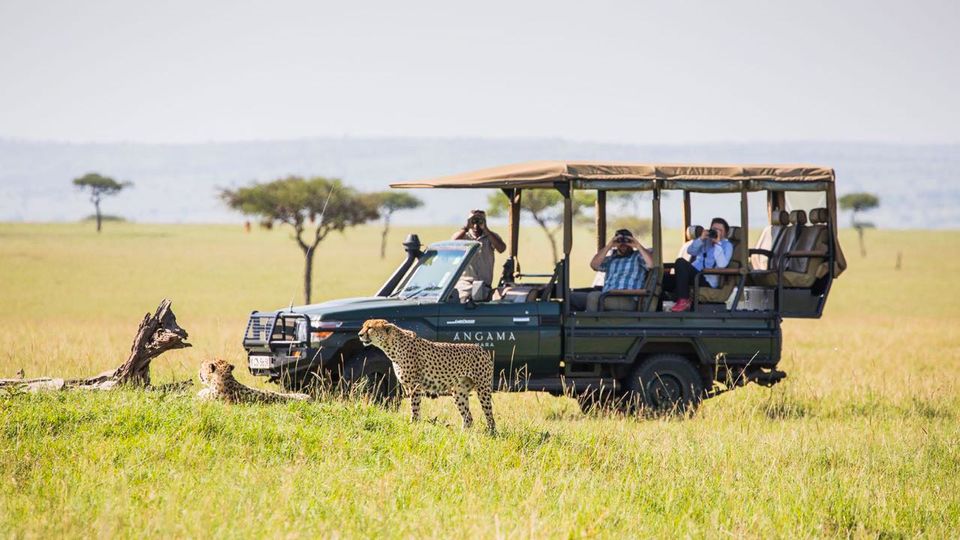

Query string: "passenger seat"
[781, 208, 831, 287]
[750, 210, 789, 271]
[751, 209, 830, 288]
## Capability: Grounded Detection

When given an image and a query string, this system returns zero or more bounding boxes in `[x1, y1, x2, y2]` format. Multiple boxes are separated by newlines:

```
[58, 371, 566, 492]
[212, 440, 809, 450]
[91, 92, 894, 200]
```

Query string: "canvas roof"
[391, 161, 835, 191]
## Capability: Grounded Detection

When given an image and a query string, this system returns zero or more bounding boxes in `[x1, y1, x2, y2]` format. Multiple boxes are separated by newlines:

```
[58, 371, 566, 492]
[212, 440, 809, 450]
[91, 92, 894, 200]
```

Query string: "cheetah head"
[198, 358, 235, 387]
[359, 319, 399, 348]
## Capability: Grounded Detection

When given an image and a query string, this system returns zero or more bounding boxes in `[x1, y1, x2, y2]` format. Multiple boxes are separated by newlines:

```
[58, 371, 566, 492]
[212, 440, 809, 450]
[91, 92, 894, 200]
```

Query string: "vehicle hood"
[270, 296, 430, 320]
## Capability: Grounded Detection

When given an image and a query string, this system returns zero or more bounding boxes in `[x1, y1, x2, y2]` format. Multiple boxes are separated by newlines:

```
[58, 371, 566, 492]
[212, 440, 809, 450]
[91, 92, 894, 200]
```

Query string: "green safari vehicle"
[241, 161, 847, 411]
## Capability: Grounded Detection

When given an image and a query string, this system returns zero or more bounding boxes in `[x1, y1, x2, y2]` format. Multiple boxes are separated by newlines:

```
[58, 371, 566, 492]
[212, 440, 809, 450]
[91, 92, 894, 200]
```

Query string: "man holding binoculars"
[572, 228, 654, 311]
[452, 209, 506, 302]
[664, 217, 733, 312]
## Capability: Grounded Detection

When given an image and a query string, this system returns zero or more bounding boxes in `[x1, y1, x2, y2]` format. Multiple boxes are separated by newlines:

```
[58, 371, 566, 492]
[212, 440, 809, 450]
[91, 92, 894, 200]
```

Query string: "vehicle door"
[436, 300, 545, 391]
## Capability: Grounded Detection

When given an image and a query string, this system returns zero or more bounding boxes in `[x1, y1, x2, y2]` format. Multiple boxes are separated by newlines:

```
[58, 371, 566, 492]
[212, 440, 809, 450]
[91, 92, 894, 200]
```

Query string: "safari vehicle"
[242, 162, 846, 411]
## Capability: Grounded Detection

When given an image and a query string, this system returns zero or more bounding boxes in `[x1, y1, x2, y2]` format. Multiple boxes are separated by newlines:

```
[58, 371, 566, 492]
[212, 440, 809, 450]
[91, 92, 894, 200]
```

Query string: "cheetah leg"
[410, 386, 424, 423]
[478, 386, 496, 434]
[453, 388, 473, 429]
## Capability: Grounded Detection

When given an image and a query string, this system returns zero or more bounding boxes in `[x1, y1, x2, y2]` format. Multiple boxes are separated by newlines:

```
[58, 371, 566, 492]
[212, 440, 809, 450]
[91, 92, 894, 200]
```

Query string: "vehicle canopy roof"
[390, 161, 835, 192]
[393, 160, 846, 279]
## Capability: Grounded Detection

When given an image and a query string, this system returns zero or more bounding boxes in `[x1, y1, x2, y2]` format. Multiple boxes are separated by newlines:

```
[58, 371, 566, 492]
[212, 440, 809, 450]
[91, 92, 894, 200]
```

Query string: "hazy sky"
[1, 0, 957, 145]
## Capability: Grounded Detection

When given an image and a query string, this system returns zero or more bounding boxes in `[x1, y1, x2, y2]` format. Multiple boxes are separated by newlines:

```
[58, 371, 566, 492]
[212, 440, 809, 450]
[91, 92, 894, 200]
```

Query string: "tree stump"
[1, 299, 192, 392]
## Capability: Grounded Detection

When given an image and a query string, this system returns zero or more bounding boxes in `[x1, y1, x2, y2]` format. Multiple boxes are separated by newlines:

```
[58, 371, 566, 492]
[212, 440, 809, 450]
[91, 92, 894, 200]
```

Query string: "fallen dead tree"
[1, 299, 193, 392]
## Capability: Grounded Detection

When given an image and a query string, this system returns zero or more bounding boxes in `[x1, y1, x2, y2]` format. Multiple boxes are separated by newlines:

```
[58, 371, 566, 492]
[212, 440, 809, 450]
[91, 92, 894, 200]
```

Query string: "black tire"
[623, 354, 705, 414]
[342, 348, 401, 405]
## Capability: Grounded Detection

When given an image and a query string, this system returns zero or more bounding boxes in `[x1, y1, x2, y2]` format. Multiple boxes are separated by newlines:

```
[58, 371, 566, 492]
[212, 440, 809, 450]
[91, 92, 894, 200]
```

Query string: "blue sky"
[1, 0, 957, 145]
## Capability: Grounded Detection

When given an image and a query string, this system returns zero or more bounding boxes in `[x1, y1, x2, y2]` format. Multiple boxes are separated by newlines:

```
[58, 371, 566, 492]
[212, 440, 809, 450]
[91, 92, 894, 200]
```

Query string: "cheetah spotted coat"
[197, 359, 311, 404]
[358, 319, 495, 432]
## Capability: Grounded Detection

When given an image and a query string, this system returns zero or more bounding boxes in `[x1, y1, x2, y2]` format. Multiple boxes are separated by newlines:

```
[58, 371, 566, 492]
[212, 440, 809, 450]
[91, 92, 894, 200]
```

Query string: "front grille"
[244, 313, 277, 345]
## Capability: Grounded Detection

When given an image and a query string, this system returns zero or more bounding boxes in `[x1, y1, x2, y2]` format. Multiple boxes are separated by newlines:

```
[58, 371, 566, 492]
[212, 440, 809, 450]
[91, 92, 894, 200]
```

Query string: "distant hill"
[0, 138, 956, 228]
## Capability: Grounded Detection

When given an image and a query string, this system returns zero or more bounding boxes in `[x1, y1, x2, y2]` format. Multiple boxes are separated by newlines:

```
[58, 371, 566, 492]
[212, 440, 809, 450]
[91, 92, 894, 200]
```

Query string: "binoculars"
[687, 225, 718, 240]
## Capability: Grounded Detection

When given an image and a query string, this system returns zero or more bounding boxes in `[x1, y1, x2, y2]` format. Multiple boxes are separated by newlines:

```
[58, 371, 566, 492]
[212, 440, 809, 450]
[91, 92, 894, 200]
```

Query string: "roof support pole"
[497, 187, 522, 282]
[826, 183, 839, 231]
[595, 190, 607, 250]
[681, 190, 691, 242]
[561, 189, 573, 256]
[826, 183, 845, 275]
[502, 188, 522, 260]
[740, 189, 749, 269]
[652, 183, 662, 268]
[770, 191, 785, 214]
[556, 183, 573, 320]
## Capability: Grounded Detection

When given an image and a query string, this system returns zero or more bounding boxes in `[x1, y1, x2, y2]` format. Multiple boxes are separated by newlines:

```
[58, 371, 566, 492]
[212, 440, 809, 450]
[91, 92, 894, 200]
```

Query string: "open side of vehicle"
[242, 161, 846, 412]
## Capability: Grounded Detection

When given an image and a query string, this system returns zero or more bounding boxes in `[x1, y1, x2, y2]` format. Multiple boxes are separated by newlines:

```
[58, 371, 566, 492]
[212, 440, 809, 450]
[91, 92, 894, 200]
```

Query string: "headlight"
[310, 320, 342, 343]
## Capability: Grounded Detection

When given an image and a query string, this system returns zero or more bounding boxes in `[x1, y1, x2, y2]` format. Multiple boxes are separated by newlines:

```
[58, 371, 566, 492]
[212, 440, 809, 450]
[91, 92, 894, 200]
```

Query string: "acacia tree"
[73, 173, 132, 232]
[839, 192, 880, 257]
[487, 190, 596, 264]
[221, 176, 379, 304]
[373, 192, 423, 258]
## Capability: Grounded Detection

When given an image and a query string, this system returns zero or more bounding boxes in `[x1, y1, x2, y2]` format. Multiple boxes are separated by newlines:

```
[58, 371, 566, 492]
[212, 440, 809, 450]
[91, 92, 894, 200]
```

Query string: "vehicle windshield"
[396, 249, 469, 300]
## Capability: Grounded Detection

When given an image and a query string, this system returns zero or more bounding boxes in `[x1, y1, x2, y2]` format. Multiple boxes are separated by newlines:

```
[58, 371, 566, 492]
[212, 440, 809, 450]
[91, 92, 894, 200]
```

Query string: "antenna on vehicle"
[289, 298, 294, 312]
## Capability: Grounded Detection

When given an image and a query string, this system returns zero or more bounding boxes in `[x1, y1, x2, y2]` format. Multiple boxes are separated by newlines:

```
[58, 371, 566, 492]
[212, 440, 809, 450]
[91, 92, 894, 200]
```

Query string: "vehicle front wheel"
[342, 349, 401, 406]
[623, 354, 705, 414]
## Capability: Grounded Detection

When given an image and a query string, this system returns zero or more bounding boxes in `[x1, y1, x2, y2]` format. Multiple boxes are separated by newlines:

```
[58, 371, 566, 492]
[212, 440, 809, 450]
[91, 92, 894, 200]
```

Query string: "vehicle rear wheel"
[623, 354, 704, 414]
[342, 349, 401, 406]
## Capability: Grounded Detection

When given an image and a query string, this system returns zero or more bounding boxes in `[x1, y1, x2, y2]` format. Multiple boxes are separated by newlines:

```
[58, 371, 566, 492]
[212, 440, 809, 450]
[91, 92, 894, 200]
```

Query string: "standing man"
[665, 217, 733, 312]
[452, 209, 506, 302]
[572, 229, 654, 311]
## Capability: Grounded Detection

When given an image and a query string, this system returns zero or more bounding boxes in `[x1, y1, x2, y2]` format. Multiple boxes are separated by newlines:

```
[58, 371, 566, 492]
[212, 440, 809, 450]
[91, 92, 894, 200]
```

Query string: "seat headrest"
[726, 226, 741, 241]
[789, 209, 807, 226]
[808, 208, 829, 224]
[770, 209, 789, 226]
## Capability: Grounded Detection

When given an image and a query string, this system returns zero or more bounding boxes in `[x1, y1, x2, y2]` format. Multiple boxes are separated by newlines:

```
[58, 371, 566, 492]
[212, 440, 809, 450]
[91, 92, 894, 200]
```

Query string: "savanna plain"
[1, 222, 959, 538]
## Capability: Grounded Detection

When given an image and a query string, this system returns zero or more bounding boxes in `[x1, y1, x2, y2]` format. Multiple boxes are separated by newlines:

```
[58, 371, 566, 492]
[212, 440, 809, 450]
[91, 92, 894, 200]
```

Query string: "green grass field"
[2, 222, 959, 537]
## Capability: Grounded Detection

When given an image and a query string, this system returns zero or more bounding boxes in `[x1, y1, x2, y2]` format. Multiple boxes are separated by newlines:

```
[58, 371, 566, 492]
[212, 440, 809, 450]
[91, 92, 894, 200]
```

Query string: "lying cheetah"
[197, 359, 311, 404]
[358, 319, 495, 432]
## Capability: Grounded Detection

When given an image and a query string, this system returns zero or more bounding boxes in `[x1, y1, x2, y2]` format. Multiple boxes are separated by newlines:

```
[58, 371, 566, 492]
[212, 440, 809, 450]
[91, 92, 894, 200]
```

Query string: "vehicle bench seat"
[750, 209, 789, 271]
[597, 266, 661, 311]
[748, 209, 805, 284]
[751, 208, 830, 288]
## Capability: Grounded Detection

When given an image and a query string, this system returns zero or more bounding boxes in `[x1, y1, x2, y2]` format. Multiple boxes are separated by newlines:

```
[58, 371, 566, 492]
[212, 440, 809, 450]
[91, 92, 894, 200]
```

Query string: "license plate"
[249, 355, 274, 369]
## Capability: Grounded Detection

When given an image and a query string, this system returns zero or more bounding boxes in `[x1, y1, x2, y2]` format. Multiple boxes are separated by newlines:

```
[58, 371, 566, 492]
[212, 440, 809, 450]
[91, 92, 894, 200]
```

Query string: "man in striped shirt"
[576, 228, 654, 311]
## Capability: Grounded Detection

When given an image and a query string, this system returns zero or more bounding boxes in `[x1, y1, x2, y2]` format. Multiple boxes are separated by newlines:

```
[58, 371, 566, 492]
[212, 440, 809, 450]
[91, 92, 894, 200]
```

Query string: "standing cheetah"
[197, 359, 311, 404]
[358, 319, 495, 433]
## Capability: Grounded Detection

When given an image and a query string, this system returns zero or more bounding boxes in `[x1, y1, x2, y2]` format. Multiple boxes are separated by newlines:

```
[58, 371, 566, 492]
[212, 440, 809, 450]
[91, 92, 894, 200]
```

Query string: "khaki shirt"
[460, 229, 495, 285]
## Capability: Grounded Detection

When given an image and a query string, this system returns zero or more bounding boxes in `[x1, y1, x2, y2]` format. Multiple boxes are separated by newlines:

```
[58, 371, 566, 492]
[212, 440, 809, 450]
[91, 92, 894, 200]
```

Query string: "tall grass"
[1, 222, 959, 537]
